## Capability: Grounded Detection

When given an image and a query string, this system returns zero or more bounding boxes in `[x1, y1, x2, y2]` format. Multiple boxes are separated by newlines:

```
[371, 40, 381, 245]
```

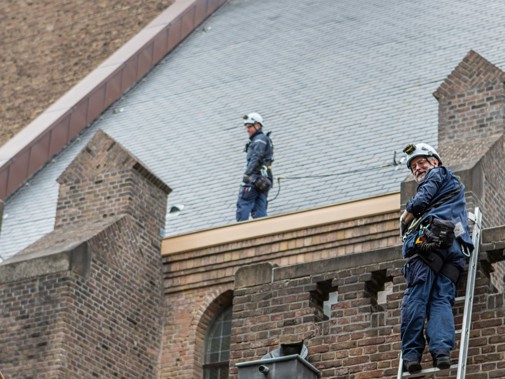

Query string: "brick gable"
[0, 130, 170, 378]
[434, 50, 505, 144]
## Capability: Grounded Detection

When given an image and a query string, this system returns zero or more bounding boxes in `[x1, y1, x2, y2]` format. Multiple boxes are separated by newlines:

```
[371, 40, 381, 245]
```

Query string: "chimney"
[55, 129, 171, 243]
[433, 50, 505, 146]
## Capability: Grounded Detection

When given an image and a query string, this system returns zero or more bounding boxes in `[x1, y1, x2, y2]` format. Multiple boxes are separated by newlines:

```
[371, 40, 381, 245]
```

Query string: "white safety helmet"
[242, 112, 264, 127]
[403, 143, 442, 169]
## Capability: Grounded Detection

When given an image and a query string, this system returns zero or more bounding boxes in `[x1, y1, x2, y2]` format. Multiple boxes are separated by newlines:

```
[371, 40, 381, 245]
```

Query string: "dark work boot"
[404, 360, 422, 373]
[433, 355, 451, 370]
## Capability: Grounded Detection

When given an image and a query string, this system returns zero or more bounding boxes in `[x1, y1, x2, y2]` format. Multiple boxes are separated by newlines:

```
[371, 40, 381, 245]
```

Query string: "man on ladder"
[399, 143, 474, 374]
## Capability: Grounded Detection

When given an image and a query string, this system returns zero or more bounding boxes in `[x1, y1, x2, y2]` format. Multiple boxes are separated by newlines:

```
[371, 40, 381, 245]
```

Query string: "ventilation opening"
[310, 279, 338, 321]
[481, 257, 505, 294]
[365, 269, 393, 312]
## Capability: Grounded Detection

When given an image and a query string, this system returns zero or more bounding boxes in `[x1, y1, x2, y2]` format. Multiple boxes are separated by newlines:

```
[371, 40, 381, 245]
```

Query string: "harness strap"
[440, 262, 462, 284]
[404, 175, 463, 238]
[415, 250, 444, 274]
[413, 251, 462, 284]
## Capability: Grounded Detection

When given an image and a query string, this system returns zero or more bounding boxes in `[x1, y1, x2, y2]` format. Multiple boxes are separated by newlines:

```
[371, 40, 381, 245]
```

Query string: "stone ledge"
[273, 245, 403, 281]
[0, 242, 90, 284]
[481, 225, 505, 245]
[235, 262, 278, 289]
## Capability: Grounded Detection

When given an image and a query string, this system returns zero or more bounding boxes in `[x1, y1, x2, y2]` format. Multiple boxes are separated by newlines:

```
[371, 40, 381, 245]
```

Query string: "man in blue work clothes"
[236, 112, 273, 221]
[399, 143, 473, 374]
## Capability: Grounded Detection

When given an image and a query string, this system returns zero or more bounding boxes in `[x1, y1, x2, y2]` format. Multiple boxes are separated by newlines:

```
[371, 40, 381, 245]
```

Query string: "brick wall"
[0, 272, 74, 378]
[56, 130, 170, 236]
[434, 50, 505, 292]
[479, 136, 505, 290]
[0, 0, 173, 147]
[161, 211, 401, 378]
[0, 130, 170, 378]
[0, 218, 167, 378]
[164, 212, 400, 291]
[434, 50, 505, 145]
[160, 286, 234, 379]
[432, 50, 505, 229]
[478, 135, 505, 228]
[230, 247, 505, 378]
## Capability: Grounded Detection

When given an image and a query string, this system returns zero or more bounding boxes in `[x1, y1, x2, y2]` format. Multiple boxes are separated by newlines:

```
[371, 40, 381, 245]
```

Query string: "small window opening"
[378, 281, 393, 305]
[365, 269, 393, 312]
[323, 291, 339, 318]
[310, 279, 338, 321]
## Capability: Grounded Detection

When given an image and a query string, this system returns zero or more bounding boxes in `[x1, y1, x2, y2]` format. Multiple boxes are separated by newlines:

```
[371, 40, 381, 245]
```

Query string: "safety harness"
[403, 176, 463, 237]
[404, 176, 468, 284]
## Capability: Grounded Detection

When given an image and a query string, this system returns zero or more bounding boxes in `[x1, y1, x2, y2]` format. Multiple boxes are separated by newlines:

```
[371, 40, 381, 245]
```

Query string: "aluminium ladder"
[397, 207, 482, 379]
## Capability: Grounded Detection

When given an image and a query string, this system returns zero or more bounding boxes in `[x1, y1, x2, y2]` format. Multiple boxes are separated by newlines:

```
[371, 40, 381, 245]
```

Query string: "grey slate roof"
[3, 0, 505, 260]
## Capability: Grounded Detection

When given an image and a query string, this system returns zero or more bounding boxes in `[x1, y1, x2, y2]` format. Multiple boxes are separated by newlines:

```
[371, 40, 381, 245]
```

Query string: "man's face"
[409, 156, 438, 183]
[245, 123, 257, 137]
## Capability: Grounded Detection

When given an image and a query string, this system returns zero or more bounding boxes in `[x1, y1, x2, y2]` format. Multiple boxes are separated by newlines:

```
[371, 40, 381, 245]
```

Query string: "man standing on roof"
[236, 112, 274, 222]
[399, 143, 473, 374]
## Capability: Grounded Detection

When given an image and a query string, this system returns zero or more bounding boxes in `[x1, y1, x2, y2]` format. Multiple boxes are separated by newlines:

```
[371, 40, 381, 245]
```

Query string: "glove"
[243, 175, 255, 184]
[415, 242, 439, 254]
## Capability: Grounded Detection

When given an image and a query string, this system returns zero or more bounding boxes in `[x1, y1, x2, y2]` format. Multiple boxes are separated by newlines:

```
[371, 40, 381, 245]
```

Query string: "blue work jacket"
[244, 129, 273, 181]
[403, 166, 473, 259]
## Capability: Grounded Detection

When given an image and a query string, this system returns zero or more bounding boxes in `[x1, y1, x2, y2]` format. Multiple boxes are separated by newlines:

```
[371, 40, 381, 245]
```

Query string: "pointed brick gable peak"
[58, 130, 136, 184]
[54, 129, 170, 230]
[433, 50, 505, 100]
[57, 130, 170, 194]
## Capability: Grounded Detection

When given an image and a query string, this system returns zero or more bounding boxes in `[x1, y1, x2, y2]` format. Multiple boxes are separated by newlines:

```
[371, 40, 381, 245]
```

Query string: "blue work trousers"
[236, 184, 267, 221]
[400, 257, 456, 361]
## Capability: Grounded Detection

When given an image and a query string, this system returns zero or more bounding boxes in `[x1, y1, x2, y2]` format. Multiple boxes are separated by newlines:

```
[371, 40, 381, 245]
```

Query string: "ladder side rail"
[456, 207, 482, 379]
[397, 351, 403, 379]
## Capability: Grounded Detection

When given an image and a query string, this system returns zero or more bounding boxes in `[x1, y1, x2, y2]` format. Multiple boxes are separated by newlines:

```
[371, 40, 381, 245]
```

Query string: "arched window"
[203, 305, 232, 379]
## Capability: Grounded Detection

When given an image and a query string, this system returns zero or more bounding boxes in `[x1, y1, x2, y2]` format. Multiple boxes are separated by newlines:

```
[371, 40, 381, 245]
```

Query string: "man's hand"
[401, 210, 414, 225]
[400, 210, 414, 236]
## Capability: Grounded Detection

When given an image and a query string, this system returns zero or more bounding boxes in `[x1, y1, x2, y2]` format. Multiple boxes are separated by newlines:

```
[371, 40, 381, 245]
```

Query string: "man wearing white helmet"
[236, 112, 274, 221]
[399, 143, 473, 374]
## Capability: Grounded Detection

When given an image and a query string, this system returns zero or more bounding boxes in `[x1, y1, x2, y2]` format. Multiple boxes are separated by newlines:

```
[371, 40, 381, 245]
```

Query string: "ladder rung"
[402, 364, 459, 377]
[454, 296, 466, 303]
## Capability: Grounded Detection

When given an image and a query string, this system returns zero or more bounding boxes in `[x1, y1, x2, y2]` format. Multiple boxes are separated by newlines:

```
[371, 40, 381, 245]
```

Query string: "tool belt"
[409, 217, 462, 283]
[254, 164, 273, 192]
[254, 176, 272, 192]
[412, 250, 462, 284]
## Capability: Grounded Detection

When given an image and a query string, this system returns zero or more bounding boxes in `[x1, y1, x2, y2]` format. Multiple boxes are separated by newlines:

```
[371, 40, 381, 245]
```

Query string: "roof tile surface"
[3, 0, 505, 260]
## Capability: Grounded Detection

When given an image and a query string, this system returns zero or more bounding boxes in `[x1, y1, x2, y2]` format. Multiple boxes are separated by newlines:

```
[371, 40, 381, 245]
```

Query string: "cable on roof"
[269, 157, 405, 203]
